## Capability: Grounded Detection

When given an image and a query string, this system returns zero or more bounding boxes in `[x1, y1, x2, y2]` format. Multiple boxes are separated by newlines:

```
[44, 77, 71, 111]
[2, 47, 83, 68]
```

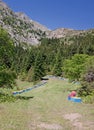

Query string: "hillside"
[0, 0, 94, 45]
[0, 1, 49, 45]
[0, 3, 94, 129]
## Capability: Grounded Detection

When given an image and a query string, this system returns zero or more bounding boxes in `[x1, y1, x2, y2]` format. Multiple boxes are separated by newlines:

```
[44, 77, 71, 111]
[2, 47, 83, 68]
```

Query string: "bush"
[0, 70, 17, 88]
[77, 86, 91, 96]
[78, 56, 94, 99]
[0, 92, 32, 103]
[0, 92, 16, 102]
[63, 54, 89, 80]
[82, 91, 94, 104]
[26, 68, 33, 82]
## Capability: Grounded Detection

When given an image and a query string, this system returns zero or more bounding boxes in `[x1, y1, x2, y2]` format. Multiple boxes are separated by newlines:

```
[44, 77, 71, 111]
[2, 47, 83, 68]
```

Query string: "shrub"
[63, 54, 89, 80]
[78, 56, 94, 98]
[82, 91, 94, 104]
[0, 92, 16, 102]
[0, 70, 17, 88]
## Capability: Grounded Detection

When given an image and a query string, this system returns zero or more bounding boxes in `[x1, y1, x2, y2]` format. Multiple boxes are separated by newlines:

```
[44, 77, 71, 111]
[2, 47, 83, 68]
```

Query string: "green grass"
[0, 78, 94, 130]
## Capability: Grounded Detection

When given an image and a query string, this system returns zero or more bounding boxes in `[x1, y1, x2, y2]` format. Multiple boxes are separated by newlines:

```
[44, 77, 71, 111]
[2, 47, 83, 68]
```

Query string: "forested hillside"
[0, 0, 94, 102]
[0, 1, 94, 130]
[0, 26, 94, 103]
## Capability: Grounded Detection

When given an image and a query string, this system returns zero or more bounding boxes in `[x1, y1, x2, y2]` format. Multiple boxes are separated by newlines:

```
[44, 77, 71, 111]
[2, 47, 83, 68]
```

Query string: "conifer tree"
[53, 51, 62, 76]
[32, 51, 45, 81]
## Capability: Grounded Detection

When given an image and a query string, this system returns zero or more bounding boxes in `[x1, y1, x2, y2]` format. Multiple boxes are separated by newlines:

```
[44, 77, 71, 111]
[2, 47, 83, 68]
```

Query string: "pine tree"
[53, 51, 62, 76]
[32, 51, 45, 81]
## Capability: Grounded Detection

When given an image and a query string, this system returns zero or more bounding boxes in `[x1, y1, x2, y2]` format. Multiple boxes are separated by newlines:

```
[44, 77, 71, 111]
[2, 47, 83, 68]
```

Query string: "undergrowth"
[82, 91, 94, 104]
[0, 92, 33, 103]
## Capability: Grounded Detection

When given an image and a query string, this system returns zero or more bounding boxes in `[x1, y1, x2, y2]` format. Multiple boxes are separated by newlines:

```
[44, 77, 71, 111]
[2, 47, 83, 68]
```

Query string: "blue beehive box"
[68, 96, 71, 100]
[13, 91, 19, 95]
[71, 97, 82, 103]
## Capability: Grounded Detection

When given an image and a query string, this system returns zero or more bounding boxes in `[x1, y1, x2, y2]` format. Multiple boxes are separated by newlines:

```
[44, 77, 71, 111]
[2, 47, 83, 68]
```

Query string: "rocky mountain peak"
[0, 1, 50, 45]
[48, 28, 84, 38]
[15, 12, 32, 22]
[0, 0, 8, 8]
[0, 1, 93, 45]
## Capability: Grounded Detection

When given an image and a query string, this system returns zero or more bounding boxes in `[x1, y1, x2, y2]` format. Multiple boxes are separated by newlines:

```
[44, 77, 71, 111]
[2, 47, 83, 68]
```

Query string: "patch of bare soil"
[83, 121, 94, 130]
[64, 113, 94, 130]
[37, 123, 63, 130]
[64, 113, 81, 122]
[28, 122, 63, 130]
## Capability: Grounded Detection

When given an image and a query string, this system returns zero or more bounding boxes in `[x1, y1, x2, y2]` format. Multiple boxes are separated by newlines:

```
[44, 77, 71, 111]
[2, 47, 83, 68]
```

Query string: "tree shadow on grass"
[16, 95, 34, 100]
[0, 92, 34, 102]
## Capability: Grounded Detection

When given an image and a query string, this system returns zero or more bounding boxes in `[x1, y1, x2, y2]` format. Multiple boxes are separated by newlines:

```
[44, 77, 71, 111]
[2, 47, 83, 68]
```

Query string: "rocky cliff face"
[0, 0, 93, 45]
[0, 1, 49, 45]
[48, 28, 84, 38]
[49, 28, 94, 39]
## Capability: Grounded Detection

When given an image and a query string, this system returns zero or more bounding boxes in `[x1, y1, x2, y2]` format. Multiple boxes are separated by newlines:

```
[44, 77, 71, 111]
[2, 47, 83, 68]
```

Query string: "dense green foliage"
[0, 27, 14, 69]
[0, 27, 17, 89]
[0, 70, 17, 88]
[52, 51, 62, 76]
[32, 51, 46, 81]
[0, 27, 94, 102]
[63, 54, 89, 80]
[78, 56, 94, 96]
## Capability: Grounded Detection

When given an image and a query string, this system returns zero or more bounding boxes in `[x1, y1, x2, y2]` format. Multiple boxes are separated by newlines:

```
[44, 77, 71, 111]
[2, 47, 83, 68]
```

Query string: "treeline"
[0, 27, 94, 101]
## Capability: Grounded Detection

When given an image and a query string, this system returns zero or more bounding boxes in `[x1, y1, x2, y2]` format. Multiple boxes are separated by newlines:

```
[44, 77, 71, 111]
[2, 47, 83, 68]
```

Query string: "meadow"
[0, 78, 94, 130]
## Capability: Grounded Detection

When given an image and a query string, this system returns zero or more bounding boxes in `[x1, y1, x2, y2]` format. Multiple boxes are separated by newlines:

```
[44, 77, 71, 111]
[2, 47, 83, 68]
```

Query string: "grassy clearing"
[0, 78, 94, 130]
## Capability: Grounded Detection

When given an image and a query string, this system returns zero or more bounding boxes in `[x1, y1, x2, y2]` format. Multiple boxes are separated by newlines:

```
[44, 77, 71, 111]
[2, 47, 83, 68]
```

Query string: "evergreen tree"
[32, 51, 45, 81]
[0, 27, 14, 69]
[53, 51, 62, 76]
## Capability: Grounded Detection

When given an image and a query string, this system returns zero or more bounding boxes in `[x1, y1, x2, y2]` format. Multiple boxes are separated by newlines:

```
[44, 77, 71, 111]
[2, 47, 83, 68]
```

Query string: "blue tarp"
[13, 81, 47, 95]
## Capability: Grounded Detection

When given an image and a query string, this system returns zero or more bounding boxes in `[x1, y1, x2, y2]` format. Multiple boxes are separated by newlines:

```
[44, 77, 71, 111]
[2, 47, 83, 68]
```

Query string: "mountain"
[0, 0, 94, 45]
[48, 28, 94, 39]
[0, 0, 49, 45]
[48, 28, 82, 38]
